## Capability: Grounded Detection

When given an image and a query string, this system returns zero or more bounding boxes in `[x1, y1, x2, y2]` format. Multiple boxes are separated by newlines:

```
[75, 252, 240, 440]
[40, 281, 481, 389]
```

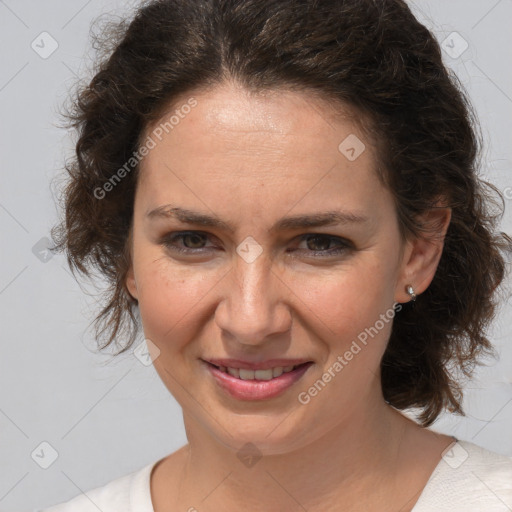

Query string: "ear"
[125, 263, 139, 301]
[124, 227, 139, 301]
[394, 204, 452, 303]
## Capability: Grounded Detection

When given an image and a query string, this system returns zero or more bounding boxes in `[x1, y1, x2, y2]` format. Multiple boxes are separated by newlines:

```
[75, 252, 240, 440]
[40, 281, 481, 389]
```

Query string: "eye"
[161, 231, 215, 254]
[292, 234, 353, 257]
[160, 231, 353, 258]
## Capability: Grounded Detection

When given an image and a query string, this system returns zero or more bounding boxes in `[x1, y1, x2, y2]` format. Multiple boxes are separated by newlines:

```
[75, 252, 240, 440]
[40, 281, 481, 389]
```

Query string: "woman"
[41, 0, 512, 510]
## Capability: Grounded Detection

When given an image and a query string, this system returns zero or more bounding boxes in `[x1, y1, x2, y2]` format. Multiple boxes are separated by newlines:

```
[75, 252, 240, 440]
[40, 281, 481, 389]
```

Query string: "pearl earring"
[405, 284, 416, 302]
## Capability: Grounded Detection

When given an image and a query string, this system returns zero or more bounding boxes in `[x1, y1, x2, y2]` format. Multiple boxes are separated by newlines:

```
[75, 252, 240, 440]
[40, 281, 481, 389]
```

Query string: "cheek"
[292, 266, 398, 413]
[134, 255, 214, 348]
[290, 259, 394, 344]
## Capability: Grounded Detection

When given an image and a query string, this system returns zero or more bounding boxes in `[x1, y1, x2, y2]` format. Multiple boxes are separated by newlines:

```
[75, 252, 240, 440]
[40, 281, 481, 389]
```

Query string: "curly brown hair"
[51, 0, 511, 426]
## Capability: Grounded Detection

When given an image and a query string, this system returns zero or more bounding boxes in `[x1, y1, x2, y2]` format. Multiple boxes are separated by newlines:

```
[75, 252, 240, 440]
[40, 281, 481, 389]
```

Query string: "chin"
[206, 414, 316, 457]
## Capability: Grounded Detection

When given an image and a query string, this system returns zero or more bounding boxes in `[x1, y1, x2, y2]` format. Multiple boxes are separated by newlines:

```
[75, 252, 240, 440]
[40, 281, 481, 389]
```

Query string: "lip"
[204, 358, 312, 370]
[203, 360, 314, 401]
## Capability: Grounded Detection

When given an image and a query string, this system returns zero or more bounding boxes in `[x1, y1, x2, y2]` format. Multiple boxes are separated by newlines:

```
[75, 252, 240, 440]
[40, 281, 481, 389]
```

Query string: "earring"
[405, 284, 416, 302]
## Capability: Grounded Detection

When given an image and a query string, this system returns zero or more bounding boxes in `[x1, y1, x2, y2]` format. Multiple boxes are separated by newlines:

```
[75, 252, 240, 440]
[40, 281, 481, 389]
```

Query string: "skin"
[125, 80, 454, 512]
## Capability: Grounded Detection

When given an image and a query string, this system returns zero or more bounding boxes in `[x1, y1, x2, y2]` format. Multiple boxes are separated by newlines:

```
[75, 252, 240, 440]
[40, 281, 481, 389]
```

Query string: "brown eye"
[160, 231, 353, 258]
[161, 231, 215, 254]
[305, 235, 332, 251]
[179, 232, 208, 249]
[295, 234, 353, 257]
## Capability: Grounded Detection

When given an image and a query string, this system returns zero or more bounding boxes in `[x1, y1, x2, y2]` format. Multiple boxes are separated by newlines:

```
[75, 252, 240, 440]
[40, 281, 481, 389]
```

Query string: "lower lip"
[204, 361, 313, 401]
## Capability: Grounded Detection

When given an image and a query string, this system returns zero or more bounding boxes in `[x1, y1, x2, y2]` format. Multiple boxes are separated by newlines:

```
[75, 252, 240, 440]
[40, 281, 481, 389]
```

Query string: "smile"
[203, 361, 313, 400]
[212, 364, 301, 380]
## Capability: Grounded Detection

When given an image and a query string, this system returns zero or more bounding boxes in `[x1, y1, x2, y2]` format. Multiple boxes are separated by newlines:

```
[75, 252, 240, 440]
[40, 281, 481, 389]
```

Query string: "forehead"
[144, 82, 371, 158]
[136, 83, 389, 223]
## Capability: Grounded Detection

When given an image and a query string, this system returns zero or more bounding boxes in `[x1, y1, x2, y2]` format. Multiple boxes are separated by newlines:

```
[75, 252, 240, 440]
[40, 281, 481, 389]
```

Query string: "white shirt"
[36, 440, 512, 511]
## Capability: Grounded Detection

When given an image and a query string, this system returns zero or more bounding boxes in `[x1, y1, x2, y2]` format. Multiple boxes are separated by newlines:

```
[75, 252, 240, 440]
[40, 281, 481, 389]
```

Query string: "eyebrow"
[146, 204, 369, 233]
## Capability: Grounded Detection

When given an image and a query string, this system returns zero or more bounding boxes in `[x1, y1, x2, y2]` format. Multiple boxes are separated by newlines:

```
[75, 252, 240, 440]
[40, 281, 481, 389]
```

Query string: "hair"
[51, 0, 512, 426]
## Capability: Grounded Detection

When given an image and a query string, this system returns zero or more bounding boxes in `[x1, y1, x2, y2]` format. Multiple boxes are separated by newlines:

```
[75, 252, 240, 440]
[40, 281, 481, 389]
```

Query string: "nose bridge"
[216, 248, 290, 344]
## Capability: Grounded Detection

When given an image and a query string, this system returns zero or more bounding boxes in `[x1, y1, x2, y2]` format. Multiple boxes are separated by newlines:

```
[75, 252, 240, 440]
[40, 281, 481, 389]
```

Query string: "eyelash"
[160, 231, 353, 258]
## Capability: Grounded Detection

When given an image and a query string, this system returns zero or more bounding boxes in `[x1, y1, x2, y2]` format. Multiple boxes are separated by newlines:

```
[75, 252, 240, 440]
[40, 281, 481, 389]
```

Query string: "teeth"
[272, 366, 283, 378]
[227, 367, 240, 378]
[239, 368, 255, 380]
[217, 364, 304, 380]
[254, 369, 273, 380]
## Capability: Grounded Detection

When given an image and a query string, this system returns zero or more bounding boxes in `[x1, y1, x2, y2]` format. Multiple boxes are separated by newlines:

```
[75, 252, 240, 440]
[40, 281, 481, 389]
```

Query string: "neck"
[177, 394, 420, 511]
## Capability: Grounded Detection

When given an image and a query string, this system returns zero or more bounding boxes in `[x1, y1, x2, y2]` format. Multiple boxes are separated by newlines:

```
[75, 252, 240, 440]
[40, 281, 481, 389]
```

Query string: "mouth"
[206, 362, 308, 381]
[202, 360, 314, 401]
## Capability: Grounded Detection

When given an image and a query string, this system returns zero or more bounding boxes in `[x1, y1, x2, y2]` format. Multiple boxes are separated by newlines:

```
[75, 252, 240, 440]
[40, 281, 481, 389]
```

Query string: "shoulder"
[35, 461, 157, 512]
[413, 440, 512, 512]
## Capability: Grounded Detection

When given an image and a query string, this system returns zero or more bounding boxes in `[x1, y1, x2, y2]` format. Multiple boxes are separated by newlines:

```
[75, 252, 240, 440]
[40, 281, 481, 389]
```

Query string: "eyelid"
[160, 230, 354, 257]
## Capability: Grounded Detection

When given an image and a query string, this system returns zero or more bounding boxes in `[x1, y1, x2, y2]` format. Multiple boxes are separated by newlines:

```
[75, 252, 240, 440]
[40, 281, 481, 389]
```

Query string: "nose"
[214, 251, 292, 346]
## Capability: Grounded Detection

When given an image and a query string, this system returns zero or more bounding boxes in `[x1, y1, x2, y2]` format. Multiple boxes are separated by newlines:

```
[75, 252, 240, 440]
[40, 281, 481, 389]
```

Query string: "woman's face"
[126, 82, 417, 454]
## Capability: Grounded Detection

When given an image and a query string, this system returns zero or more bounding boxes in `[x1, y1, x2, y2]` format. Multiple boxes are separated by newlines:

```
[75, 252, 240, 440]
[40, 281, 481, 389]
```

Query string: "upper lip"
[204, 358, 313, 370]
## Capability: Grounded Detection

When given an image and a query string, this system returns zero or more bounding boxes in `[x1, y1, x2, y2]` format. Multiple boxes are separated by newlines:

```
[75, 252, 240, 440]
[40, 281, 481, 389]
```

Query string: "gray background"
[0, 1, 511, 510]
